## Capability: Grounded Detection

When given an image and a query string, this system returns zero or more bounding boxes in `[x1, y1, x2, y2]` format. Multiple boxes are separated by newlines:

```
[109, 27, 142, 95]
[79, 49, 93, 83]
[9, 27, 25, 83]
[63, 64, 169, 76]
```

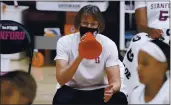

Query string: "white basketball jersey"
[135, 1, 170, 29]
[123, 32, 170, 101]
[130, 79, 169, 104]
[122, 33, 152, 100]
[123, 1, 170, 100]
[135, 1, 170, 44]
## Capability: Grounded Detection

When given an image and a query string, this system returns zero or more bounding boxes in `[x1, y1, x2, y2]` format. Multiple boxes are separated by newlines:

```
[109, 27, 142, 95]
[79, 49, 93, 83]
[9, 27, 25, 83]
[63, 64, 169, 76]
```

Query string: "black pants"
[53, 85, 128, 105]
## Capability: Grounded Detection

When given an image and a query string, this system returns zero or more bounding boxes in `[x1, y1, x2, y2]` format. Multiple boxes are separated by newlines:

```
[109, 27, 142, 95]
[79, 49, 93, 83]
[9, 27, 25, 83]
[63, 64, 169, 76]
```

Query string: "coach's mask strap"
[140, 41, 166, 62]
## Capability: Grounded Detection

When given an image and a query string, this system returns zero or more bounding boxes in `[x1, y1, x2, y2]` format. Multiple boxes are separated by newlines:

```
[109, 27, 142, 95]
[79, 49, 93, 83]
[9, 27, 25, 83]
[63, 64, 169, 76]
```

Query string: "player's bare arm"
[135, 7, 163, 39]
[56, 56, 83, 85]
[135, 7, 148, 33]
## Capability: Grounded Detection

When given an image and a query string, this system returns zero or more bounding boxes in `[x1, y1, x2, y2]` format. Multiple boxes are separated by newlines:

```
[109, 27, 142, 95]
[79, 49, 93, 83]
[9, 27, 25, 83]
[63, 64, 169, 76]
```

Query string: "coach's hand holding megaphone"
[78, 32, 102, 60]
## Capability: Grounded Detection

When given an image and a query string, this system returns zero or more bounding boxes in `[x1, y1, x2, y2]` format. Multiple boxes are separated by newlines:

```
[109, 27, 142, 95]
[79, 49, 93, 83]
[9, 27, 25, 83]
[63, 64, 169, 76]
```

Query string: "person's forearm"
[113, 82, 121, 92]
[58, 56, 83, 85]
[109, 80, 121, 92]
[137, 24, 153, 34]
[106, 66, 121, 92]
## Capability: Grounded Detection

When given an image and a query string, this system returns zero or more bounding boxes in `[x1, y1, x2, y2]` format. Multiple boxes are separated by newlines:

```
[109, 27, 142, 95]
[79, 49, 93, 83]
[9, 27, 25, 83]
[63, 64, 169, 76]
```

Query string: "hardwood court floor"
[9, 58, 57, 104]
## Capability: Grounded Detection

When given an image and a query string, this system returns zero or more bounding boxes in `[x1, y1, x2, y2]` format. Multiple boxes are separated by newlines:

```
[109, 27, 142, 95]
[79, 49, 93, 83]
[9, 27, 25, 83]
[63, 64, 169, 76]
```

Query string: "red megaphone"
[78, 32, 102, 59]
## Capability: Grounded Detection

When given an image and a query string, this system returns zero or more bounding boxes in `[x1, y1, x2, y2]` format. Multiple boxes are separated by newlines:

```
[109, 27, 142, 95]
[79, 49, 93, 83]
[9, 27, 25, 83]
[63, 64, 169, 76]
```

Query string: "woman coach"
[53, 5, 128, 104]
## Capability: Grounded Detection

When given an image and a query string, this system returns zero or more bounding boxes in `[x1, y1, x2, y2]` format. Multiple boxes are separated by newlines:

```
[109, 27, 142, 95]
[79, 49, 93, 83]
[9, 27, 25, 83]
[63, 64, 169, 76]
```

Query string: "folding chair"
[0, 20, 33, 74]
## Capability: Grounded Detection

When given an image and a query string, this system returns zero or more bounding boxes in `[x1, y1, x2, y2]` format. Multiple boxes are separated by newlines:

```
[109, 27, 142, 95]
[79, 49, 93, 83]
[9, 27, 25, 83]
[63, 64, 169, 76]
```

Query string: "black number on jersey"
[123, 63, 131, 79]
[132, 35, 141, 42]
[125, 68, 131, 79]
[159, 10, 169, 21]
[127, 48, 134, 62]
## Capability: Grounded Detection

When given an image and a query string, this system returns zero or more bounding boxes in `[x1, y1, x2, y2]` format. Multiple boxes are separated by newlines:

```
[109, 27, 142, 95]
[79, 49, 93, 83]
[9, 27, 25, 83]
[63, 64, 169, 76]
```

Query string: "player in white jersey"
[122, 33, 152, 100]
[53, 5, 128, 104]
[135, 1, 170, 39]
[122, 1, 170, 101]
[130, 39, 170, 104]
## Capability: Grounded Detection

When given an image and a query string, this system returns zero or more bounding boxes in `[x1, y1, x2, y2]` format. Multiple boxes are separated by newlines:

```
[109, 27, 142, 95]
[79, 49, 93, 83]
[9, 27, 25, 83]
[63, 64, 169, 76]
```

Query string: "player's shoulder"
[130, 84, 144, 103]
[132, 84, 145, 96]
[162, 79, 169, 91]
[156, 79, 169, 104]
[135, 0, 147, 10]
[163, 79, 170, 104]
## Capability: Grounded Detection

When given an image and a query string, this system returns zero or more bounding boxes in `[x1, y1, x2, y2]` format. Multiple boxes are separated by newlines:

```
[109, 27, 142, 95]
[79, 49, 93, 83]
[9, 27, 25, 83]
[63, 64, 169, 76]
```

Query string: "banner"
[36, 2, 109, 12]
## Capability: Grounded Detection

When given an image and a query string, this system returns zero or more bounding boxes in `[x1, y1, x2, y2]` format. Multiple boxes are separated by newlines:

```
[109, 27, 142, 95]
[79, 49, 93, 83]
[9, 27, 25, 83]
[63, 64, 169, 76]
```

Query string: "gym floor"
[9, 58, 56, 104]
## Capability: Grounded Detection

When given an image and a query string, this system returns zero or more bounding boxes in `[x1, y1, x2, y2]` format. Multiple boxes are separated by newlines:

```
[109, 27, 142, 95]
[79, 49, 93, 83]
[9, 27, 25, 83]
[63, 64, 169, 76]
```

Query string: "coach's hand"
[78, 34, 86, 56]
[79, 32, 102, 59]
[80, 34, 87, 42]
[104, 84, 115, 103]
[148, 28, 163, 39]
